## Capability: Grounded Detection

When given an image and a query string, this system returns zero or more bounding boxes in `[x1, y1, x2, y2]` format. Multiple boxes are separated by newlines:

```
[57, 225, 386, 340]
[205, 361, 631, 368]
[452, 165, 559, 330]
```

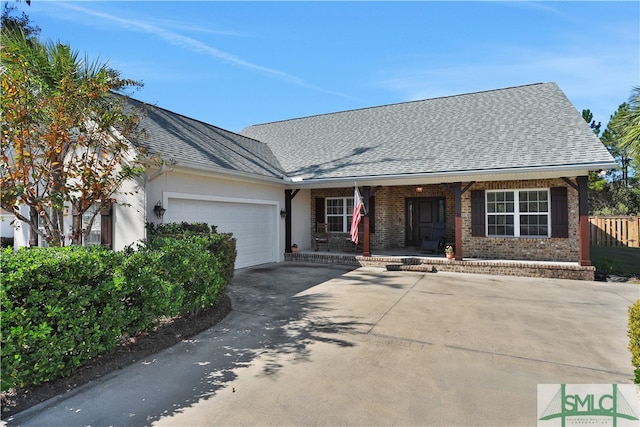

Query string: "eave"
[144, 157, 288, 188]
[283, 161, 618, 189]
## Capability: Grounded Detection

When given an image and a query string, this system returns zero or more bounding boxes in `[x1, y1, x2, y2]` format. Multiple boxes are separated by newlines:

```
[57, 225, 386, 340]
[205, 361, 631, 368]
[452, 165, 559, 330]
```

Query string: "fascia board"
[154, 159, 288, 187]
[283, 161, 618, 189]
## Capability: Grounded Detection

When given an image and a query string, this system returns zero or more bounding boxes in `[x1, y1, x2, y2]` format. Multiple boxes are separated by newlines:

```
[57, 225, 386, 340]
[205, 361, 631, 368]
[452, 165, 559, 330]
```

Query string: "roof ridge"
[245, 82, 550, 128]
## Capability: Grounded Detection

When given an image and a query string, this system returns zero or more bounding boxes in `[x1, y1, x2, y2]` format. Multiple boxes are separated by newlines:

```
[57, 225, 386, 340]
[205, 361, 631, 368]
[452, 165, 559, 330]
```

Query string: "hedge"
[1, 226, 236, 391]
[629, 299, 640, 384]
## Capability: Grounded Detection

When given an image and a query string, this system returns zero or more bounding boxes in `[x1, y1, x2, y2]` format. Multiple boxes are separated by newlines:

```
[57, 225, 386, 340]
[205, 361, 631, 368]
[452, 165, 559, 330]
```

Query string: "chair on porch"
[314, 223, 330, 251]
[421, 222, 446, 254]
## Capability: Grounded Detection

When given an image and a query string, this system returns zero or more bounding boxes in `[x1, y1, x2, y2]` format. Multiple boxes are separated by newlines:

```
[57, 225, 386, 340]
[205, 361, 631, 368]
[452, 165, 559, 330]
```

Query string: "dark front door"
[406, 197, 445, 247]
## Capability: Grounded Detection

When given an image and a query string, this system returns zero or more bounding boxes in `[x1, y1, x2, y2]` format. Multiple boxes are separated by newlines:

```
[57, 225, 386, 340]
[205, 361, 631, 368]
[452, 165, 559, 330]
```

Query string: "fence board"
[589, 216, 639, 247]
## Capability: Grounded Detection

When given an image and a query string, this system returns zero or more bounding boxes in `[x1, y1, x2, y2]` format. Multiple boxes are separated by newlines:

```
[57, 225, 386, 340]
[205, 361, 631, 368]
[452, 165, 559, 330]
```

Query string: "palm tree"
[616, 86, 640, 159]
[1, 29, 144, 246]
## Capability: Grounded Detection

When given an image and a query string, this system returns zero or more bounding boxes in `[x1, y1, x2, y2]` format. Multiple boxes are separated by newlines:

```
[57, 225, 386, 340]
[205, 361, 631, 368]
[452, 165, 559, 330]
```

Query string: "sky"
[15, 1, 640, 133]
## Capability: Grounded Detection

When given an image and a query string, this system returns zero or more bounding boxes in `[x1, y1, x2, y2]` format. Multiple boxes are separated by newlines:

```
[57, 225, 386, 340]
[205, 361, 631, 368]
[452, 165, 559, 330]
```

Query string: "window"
[325, 197, 354, 232]
[82, 204, 102, 246]
[486, 190, 549, 237]
[36, 211, 50, 248]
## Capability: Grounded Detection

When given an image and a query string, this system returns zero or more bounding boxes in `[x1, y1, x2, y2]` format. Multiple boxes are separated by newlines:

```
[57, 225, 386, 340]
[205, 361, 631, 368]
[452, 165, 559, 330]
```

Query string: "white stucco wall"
[291, 189, 311, 250]
[0, 211, 15, 238]
[145, 167, 288, 263]
[7, 163, 313, 262]
[13, 205, 31, 247]
[145, 169, 286, 223]
[111, 175, 146, 251]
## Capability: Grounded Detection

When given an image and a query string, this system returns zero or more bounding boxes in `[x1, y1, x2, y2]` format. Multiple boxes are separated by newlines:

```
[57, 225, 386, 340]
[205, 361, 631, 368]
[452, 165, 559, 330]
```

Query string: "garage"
[165, 197, 278, 269]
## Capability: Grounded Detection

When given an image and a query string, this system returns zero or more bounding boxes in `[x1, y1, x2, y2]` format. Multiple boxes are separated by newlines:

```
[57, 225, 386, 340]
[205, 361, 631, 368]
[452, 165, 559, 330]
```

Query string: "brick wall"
[311, 188, 354, 250]
[355, 256, 594, 281]
[462, 179, 578, 262]
[311, 178, 579, 262]
[283, 253, 594, 280]
[312, 185, 453, 250]
[368, 185, 454, 248]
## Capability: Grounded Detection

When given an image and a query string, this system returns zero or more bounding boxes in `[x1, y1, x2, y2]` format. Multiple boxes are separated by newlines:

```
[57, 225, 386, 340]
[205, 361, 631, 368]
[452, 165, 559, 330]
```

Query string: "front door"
[405, 197, 445, 247]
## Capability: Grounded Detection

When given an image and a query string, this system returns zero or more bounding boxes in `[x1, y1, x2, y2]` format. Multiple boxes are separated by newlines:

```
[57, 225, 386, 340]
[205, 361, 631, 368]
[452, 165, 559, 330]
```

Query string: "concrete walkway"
[6, 263, 638, 426]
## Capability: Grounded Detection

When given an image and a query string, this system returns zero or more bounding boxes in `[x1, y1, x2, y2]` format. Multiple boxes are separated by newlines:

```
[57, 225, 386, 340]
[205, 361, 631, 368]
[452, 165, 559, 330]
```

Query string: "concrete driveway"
[6, 263, 638, 426]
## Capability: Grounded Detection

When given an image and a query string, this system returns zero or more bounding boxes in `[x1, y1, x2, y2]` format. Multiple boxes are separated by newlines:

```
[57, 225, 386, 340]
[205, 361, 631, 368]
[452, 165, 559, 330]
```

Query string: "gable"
[240, 82, 616, 181]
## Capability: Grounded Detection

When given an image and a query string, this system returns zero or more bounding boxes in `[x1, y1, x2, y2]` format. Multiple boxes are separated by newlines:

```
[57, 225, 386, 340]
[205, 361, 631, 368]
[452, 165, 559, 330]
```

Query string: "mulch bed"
[1, 295, 232, 419]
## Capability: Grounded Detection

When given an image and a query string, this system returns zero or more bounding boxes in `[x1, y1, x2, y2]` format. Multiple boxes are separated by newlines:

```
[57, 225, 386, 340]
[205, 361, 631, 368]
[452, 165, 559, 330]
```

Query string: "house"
[1, 207, 15, 247]
[12, 82, 617, 276]
[242, 82, 616, 267]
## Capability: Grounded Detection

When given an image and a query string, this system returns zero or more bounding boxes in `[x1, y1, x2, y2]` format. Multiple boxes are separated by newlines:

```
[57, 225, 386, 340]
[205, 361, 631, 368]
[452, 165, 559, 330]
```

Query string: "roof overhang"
[144, 157, 288, 188]
[145, 157, 617, 190]
[283, 161, 618, 189]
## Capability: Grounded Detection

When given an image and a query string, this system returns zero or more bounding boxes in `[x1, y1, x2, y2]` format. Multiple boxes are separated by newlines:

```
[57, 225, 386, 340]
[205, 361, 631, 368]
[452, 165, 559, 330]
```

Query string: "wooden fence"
[589, 216, 639, 247]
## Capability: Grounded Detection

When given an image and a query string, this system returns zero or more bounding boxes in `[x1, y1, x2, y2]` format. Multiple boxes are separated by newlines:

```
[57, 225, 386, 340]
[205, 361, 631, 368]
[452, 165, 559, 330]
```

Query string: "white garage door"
[166, 198, 277, 269]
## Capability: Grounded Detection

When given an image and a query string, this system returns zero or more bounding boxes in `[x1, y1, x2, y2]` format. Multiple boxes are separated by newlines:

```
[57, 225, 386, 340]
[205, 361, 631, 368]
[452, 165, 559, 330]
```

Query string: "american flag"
[351, 186, 364, 244]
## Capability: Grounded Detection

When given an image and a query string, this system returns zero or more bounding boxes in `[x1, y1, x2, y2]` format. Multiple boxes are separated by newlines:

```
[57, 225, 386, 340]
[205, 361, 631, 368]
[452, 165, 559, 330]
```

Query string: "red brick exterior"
[311, 178, 579, 262]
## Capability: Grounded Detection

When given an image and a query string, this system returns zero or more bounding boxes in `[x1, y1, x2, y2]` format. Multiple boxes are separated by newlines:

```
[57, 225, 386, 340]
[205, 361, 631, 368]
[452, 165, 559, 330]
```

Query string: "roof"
[240, 82, 616, 182]
[128, 98, 286, 180]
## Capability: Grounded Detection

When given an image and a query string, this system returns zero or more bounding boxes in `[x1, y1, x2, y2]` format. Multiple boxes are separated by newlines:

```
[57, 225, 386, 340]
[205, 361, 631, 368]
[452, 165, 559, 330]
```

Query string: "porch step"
[285, 252, 595, 281]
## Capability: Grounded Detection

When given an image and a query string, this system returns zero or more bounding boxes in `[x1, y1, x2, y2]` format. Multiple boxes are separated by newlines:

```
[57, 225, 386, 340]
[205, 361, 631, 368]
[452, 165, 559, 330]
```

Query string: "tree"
[582, 109, 607, 193]
[582, 109, 601, 136]
[1, 2, 40, 41]
[1, 27, 146, 246]
[614, 86, 640, 161]
[601, 103, 635, 187]
[581, 108, 640, 215]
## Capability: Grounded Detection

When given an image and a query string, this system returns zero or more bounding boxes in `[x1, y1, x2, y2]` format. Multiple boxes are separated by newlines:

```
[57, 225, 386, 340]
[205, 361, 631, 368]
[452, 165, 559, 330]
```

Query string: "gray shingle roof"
[240, 82, 615, 180]
[129, 99, 286, 179]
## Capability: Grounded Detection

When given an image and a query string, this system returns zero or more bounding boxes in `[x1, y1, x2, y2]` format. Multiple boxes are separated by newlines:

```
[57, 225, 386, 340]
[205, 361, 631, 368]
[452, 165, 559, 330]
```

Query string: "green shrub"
[629, 300, 640, 384]
[146, 222, 237, 311]
[145, 222, 236, 315]
[132, 236, 223, 316]
[593, 256, 621, 276]
[1, 246, 126, 390]
[205, 233, 236, 288]
[1, 224, 236, 392]
[146, 221, 216, 237]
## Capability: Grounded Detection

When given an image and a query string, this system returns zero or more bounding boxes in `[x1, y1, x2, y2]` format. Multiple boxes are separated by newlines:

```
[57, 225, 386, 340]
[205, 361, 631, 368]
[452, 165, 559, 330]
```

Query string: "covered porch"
[285, 177, 592, 269]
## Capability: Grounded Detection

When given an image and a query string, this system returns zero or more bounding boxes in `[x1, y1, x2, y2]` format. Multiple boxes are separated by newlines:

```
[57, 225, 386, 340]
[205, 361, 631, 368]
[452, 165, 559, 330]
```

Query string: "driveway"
[6, 263, 638, 426]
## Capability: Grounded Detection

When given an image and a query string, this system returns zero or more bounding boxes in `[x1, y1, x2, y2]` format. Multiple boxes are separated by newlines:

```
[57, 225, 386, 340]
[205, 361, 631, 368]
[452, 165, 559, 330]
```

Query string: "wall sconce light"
[416, 186, 424, 193]
[280, 209, 288, 218]
[153, 201, 166, 218]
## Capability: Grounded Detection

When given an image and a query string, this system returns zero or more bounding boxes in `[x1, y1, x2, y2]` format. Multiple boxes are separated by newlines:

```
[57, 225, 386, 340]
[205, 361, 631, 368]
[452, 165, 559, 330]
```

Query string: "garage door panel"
[166, 199, 277, 269]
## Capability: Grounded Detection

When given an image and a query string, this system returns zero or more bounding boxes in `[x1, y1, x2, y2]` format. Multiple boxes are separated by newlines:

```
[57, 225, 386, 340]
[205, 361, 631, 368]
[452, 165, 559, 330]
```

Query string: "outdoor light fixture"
[153, 201, 166, 218]
[416, 186, 424, 193]
[280, 209, 288, 218]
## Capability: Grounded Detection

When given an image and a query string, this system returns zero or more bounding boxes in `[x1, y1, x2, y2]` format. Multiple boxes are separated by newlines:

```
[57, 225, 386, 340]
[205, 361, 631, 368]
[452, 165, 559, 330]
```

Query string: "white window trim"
[486, 188, 550, 238]
[325, 197, 354, 233]
[82, 204, 102, 246]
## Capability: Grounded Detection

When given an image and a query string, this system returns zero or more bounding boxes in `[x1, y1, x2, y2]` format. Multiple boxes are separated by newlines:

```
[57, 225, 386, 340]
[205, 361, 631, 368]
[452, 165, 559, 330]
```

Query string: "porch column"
[454, 182, 463, 261]
[577, 176, 591, 266]
[284, 190, 292, 253]
[363, 186, 371, 257]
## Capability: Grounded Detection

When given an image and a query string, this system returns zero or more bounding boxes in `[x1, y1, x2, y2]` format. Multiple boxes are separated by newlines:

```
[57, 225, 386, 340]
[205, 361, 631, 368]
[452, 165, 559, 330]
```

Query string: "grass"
[591, 245, 640, 279]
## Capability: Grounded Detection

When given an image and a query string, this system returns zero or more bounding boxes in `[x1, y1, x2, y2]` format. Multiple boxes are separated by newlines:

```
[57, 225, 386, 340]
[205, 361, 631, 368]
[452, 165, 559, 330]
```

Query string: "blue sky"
[20, 1, 640, 133]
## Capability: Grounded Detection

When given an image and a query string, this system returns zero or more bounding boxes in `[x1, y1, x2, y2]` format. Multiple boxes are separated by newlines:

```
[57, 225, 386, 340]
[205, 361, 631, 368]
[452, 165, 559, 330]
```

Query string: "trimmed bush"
[1, 246, 126, 390]
[629, 299, 640, 384]
[145, 222, 236, 314]
[146, 221, 217, 237]
[1, 224, 236, 391]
